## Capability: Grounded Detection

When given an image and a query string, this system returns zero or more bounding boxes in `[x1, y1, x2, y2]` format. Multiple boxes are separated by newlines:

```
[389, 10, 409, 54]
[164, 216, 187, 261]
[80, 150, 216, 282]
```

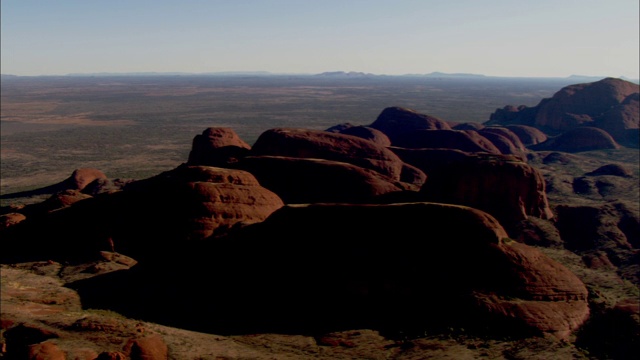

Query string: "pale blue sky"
[1, 0, 638, 78]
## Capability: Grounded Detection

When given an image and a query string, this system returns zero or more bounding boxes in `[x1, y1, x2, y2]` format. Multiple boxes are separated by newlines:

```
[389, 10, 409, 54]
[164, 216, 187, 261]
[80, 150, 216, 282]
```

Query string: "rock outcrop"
[391, 148, 553, 228]
[585, 163, 633, 178]
[0, 165, 284, 263]
[530, 127, 620, 153]
[65, 168, 108, 191]
[69, 203, 588, 340]
[250, 128, 408, 181]
[391, 129, 501, 154]
[235, 156, 415, 204]
[505, 125, 548, 146]
[187, 127, 251, 167]
[485, 77, 639, 147]
[369, 107, 451, 144]
[332, 125, 392, 147]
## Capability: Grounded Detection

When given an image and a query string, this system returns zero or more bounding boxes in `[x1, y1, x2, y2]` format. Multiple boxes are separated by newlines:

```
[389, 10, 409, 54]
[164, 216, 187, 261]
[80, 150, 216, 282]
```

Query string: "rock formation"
[391, 148, 553, 229]
[331, 125, 392, 147]
[530, 127, 620, 153]
[0, 165, 284, 263]
[368, 106, 451, 144]
[187, 127, 251, 167]
[390, 129, 502, 154]
[68, 202, 589, 340]
[504, 124, 548, 146]
[235, 156, 417, 204]
[485, 77, 639, 147]
[585, 163, 633, 178]
[250, 128, 408, 182]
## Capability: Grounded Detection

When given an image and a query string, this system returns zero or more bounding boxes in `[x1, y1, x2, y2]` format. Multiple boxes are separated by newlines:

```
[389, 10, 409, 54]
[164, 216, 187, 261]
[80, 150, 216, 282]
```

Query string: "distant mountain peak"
[315, 71, 375, 77]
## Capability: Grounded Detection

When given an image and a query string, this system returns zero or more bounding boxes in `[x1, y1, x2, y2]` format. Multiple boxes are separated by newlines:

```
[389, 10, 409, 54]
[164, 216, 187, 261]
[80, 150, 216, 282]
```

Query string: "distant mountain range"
[1, 71, 638, 83]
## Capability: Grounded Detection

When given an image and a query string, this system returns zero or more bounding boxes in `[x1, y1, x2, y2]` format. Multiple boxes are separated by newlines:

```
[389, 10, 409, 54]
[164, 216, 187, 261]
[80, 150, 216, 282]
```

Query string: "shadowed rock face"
[250, 128, 406, 181]
[68, 203, 588, 340]
[594, 93, 640, 147]
[530, 127, 620, 153]
[187, 127, 251, 167]
[369, 107, 452, 144]
[0, 165, 284, 263]
[555, 202, 639, 262]
[391, 148, 553, 228]
[235, 156, 414, 204]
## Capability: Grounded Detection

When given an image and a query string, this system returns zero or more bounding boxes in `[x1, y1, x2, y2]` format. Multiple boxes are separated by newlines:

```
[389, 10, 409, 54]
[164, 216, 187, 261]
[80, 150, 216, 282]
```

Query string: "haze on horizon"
[1, 0, 639, 79]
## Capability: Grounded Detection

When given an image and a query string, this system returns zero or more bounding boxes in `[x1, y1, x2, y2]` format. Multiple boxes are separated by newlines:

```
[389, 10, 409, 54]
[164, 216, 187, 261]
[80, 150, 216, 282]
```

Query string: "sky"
[1, 0, 639, 78]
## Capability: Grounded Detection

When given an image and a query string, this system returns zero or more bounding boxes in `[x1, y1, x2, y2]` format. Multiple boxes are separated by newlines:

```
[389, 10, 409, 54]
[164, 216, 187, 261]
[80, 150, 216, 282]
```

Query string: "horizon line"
[2, 71, 638, 82]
